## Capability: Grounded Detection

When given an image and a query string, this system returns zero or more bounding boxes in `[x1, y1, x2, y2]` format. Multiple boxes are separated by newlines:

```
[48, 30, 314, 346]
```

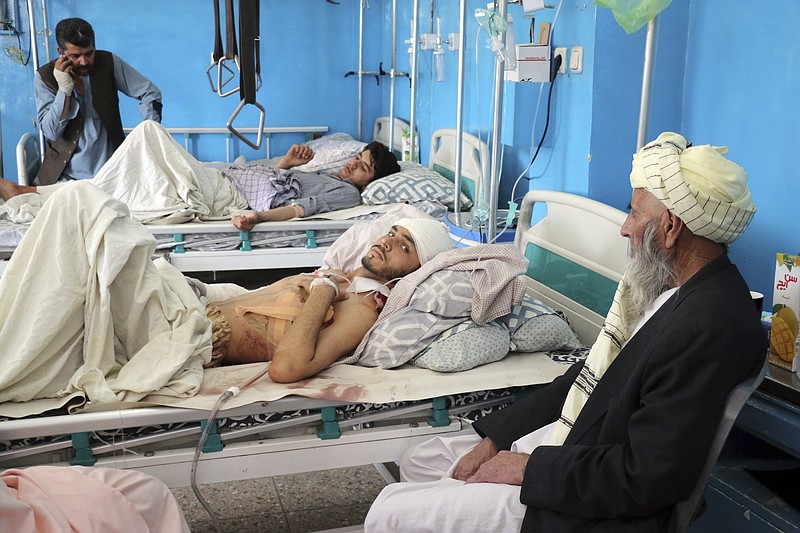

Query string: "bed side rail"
[123, 125, 328, 163]
[14, 127, 329, 186]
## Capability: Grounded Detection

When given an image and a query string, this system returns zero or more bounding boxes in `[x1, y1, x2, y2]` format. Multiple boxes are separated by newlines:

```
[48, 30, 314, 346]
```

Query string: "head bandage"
[629, 132, 756, 244]
[394, 218, 455, 264]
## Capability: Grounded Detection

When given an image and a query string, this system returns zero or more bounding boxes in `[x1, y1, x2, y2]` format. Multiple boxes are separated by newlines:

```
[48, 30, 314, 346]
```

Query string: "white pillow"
[294, 133, 366, 173]
[235, 133, 366, 174]
[412, 320, 510, 372]
[503, 294, 580, 352]
[361, 161, 473, 210]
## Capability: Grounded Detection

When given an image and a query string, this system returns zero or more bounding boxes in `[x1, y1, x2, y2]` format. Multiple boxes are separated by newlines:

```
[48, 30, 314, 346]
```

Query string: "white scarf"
[545, 278, 631, 445]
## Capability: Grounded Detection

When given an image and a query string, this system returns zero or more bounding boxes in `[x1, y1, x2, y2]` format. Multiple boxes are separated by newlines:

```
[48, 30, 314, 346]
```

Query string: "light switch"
[570, 45, 583, 74]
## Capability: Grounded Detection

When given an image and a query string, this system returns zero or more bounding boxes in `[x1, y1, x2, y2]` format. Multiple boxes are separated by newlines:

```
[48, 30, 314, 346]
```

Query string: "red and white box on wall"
[769, 253, 800, 371]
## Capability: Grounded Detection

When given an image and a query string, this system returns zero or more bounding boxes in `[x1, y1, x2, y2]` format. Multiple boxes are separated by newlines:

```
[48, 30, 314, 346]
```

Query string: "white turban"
[394, 218, 455, 264]
[629, 132, 756, 244]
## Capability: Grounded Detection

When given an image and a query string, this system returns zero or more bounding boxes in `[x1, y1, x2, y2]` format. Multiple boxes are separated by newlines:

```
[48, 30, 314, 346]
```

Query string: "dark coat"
[474, 254, 767, 532]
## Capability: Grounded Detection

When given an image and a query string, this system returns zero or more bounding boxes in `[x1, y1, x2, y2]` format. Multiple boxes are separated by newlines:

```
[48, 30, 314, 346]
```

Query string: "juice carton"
[769, 253, 800, 371]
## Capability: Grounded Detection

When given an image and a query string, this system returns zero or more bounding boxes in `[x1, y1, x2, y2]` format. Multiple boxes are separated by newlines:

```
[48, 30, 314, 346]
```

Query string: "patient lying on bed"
[0, 121, 401, 225]
[229, 138, 400, 231]
[203, 215, 454, 382]
[0, 182, 455, 411]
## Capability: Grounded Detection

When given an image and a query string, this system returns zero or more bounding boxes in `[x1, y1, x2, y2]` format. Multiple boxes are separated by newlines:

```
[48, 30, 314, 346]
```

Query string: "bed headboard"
[373, 116, 408, 159]
[429, 128, 488, 205]
[516, 190, 629, 345]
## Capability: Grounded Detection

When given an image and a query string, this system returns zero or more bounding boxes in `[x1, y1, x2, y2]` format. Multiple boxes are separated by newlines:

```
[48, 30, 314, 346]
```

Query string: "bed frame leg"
[305, 230, 318, 249]
[317, 406, 341, 440]
[239, 231, 253, 251]
[173, 233, 185, 253]
[200, 420, 224, 452]
[69, 432, 96, 466]
[427, 397, 450, 427]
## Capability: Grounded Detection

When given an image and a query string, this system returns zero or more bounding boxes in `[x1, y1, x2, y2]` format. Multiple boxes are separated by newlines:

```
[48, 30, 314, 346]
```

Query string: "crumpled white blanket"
[0, 182, 211, 413]
[0, 121, 250, 225]
[90, 120, 249, 223]
[0, 194, 47, 224]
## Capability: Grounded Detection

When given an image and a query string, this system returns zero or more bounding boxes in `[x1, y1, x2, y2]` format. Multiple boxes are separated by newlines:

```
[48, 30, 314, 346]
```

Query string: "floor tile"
[188, 512, 290, 533]
[286, 503, 372, 533]
[172, 476, 283, 520]
[274, 465, 388, 512]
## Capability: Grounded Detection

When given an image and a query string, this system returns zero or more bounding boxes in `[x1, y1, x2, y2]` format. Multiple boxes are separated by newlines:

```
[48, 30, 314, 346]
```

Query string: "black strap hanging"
[224, 0, 238, 60]
[212, 0, 223, 62]
[207, 0, 238, 94]
[237, 0, 259, 104]
[227, 0, 264, 150]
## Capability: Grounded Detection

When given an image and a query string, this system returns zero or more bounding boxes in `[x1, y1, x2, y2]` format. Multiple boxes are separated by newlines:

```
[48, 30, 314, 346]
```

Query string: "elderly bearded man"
[364, 133, 767, 533]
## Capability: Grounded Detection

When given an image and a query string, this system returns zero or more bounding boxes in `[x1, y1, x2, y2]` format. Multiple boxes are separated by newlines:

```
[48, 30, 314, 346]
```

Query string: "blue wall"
[680, 0, 800, 307]
[0, 0, 797, 305]
[0, 0, 378, 166]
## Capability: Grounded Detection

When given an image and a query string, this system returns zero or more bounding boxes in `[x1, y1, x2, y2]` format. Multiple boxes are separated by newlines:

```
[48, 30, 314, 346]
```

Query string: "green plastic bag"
[594, 0, 673, 34]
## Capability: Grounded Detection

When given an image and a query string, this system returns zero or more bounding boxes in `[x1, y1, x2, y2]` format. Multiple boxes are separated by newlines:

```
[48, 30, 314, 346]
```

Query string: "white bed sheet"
[114, 351, 566, 412]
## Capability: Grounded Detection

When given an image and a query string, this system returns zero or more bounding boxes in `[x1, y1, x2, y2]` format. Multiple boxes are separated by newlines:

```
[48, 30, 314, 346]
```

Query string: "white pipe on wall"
[408, 0, 419, 161]
[358, 0, 364, 141]
[637, 17, 658, 150]
[389, 0, 397, 152]
[40, 0, 51, 62]
[452, 0, 467, 224]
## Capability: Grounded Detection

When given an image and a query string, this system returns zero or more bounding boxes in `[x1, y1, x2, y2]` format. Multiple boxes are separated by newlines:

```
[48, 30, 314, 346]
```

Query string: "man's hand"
[452, 437, 500, 481]
[54, 55, 76, 94]
[277, 144, 315, 169]
[296, 270, 350, 303]
[464, 451, 529, 486]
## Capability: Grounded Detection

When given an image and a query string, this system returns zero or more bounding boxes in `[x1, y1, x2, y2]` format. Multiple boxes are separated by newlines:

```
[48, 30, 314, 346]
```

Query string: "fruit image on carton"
[770, 253, 800, 371]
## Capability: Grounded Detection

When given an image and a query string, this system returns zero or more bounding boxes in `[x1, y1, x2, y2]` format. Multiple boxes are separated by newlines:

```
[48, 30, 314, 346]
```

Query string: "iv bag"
[475, 8, 510, 64]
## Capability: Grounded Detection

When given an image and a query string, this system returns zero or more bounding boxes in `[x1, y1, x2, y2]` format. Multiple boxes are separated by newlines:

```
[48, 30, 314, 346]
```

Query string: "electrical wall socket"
[554, 47, 567, 74]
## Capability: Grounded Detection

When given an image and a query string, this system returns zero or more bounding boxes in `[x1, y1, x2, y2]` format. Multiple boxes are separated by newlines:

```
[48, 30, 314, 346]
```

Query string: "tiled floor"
[172, 465, 391, 533]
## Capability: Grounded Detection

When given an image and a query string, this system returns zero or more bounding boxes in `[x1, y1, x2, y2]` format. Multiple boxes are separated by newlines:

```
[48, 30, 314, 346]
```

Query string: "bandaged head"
[394, 218, 455, 264]
[629, 132, 756, 244]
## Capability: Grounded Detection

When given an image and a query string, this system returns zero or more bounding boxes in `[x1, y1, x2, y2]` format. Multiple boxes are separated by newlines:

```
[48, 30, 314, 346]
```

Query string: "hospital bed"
[0, 189, 629, 490]
[1, 118, 482, 275]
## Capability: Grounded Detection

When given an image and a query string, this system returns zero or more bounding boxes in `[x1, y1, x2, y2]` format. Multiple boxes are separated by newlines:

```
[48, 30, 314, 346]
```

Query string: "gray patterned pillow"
[361, 162, 473, 210]
[412, 319, 509, 372]
[504, 294, 580, 352]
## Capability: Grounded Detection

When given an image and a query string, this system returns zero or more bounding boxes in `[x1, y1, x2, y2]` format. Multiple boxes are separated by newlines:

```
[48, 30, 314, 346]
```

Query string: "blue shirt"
[34, 53, 162, 181]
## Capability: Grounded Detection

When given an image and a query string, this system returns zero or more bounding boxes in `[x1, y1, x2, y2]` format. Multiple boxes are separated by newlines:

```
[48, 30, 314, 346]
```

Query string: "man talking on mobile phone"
[33, 18, 162, 185]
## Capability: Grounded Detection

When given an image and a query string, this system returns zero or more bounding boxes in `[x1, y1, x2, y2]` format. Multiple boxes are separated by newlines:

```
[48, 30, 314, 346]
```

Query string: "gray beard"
[623, 220, 677, 330]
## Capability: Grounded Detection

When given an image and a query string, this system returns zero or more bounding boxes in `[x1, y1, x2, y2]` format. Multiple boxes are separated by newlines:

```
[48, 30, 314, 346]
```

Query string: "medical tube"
[190, 363, 271, 533]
